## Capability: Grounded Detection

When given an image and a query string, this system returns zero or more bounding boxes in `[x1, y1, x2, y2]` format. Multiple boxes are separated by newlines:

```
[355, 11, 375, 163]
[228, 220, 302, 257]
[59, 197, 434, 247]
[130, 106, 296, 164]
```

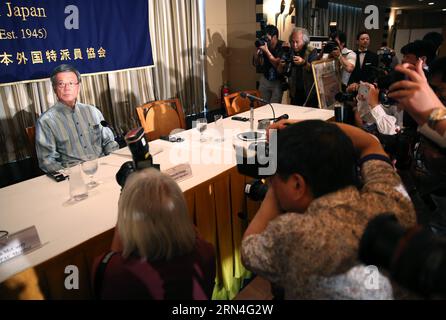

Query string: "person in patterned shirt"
[241, 120, 416, 299]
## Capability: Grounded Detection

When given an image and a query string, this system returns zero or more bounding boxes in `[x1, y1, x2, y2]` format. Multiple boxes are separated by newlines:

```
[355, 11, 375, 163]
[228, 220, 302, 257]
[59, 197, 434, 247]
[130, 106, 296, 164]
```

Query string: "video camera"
[115, 127, 160, 188]
[359, 214, 446, 298]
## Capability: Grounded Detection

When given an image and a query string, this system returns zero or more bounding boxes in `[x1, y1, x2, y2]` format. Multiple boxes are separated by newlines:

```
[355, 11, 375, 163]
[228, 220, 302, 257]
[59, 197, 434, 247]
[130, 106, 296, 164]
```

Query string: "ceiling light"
[443, 8, 446, 11]
[428, 2, 435, 5]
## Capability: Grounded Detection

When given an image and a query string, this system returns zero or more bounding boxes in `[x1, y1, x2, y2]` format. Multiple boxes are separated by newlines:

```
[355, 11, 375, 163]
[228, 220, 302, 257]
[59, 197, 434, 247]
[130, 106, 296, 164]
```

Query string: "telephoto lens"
[125, 127, 153, 170]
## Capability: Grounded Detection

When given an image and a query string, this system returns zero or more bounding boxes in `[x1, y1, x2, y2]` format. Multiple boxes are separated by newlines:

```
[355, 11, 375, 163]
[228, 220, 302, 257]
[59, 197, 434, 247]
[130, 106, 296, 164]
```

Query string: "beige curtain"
[0, 0, 204, 165]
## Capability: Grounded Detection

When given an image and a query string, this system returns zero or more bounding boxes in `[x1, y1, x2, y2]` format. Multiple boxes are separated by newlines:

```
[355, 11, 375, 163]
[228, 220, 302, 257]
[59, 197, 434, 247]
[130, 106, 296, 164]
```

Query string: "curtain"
[295, 0, 362, 50]
[0, 0, 205, 165]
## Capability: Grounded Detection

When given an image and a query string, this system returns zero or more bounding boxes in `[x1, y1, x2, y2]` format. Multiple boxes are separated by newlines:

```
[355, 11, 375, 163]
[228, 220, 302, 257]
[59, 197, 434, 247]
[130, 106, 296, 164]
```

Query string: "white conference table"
[0, 104, 333, 299]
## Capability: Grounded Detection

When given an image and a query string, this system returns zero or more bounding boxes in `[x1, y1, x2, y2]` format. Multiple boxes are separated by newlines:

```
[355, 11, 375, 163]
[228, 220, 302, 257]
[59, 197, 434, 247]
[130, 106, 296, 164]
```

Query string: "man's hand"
[266, 119, 299, 142]
[347, 83, 359, 93]
[293, 55, 305, 66]
[366, 83, 380, 108]
[388, 60, 444, 126]
[243, 184, 282, 239]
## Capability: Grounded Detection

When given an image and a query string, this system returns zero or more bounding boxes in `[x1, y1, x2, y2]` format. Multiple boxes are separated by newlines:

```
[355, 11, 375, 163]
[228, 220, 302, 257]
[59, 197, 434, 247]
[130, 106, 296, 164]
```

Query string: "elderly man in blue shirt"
[36, 64, 118, 173]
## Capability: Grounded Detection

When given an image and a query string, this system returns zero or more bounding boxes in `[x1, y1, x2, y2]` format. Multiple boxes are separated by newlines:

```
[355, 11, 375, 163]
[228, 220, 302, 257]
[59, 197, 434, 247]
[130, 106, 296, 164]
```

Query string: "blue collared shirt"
[36, 101, 119, 172]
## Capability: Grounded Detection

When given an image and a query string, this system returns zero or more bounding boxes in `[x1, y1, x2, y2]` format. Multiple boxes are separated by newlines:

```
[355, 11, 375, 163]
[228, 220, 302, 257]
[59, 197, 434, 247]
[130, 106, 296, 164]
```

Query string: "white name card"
[0, 226, 42, 265]
[164, 163, 193, 183]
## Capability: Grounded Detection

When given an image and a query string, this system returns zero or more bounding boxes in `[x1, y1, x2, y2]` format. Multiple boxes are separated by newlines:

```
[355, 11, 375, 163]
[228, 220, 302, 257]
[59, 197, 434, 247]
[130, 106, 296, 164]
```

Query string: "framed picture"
[312, 59, 342, 109]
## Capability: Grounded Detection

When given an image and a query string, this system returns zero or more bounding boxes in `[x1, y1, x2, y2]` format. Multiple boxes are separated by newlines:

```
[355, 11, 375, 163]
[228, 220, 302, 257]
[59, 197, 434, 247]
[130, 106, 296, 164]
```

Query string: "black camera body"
[255, 35, 270, 48]
[323, 40, 339, 54]
[377, 47, 394, 73]
[323, 22, 339, 54]
[115, 127, 160, 188]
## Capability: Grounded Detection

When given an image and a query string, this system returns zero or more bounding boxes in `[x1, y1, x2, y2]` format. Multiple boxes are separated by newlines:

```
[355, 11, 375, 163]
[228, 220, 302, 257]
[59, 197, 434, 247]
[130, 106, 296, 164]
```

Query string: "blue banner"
[0, 0, 154, 84]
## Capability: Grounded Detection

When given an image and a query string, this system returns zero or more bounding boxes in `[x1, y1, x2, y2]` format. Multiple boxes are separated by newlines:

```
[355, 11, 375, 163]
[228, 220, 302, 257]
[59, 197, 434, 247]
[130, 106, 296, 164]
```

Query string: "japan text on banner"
[0, 0, 154, 85]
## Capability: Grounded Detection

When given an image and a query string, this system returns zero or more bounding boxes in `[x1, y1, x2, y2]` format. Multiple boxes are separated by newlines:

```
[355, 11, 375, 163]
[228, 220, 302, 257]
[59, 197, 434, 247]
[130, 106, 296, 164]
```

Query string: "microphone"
[101, 120, 125, 147]
[258, 114, 289, 123]
[240, 92, 269, 105]
[273, 114, 289, 122]
[101, 120, 116, 137]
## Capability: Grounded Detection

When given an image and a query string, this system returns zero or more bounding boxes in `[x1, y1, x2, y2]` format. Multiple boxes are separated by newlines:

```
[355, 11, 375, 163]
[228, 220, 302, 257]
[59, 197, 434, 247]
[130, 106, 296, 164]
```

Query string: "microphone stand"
[238, 98, 265, 141]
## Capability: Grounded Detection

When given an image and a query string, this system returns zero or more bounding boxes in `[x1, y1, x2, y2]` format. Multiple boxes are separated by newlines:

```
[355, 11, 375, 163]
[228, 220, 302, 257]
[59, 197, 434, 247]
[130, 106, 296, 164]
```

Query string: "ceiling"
[331, 0, 446, 11]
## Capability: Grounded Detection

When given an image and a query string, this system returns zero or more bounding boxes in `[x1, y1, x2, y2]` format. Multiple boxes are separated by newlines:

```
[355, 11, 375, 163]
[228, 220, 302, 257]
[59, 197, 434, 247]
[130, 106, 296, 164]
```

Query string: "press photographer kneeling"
[240, 119, 416, 299]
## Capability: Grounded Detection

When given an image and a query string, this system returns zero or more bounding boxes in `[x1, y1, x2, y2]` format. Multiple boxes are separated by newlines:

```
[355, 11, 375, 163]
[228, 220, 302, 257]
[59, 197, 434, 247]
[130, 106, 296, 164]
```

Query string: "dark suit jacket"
[348, 50, 379, 85]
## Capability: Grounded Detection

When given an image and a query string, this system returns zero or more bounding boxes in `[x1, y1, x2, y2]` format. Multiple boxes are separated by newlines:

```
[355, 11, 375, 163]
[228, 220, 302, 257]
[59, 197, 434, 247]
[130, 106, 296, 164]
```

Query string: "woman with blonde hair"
[93, 169, 215, 299]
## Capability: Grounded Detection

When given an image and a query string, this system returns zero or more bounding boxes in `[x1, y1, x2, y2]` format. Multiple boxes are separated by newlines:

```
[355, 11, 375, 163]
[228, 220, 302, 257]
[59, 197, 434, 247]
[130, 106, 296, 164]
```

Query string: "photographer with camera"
[328, 31, 356, 88]
[353, 82, 403, 136]
[241, 119, 416, 299]
[389, 57, 446, 144]
[278, 27, 318, 106]
[253, 25, 285, 103]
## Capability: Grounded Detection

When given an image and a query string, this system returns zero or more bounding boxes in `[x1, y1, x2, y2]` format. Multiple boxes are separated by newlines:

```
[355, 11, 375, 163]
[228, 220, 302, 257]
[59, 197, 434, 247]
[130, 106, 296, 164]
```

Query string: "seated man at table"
[241, 120, 416, 299]
[35, 64, 118, 173]
[92, 169, 216, 300]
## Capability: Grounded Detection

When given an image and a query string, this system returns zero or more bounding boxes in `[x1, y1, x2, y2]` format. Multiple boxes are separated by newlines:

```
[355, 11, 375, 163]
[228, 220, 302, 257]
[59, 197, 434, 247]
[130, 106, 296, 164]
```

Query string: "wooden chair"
[224, 90, 262, 116]
[136, 99, 186, 141]
[25, 126, 36, 157]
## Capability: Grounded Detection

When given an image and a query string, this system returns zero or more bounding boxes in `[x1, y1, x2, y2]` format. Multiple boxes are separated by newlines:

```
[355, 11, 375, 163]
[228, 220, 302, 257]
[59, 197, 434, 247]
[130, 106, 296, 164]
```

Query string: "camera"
[236, 141, 275, 180]
[255, 35, 270, 48]
[323, 41, 339, 54]
[359, 213, 446, 298]
[323, 22, 339, 54]
[245, 179, 268, 201]
[115, 127, 160, 188]
[377, 69, 405, 105]
[377, 47, 395, 73]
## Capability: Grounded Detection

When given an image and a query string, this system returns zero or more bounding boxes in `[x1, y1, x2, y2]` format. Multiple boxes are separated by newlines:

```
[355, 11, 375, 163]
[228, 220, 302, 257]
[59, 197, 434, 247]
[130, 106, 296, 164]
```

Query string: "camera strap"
[93, 250, 117, 299]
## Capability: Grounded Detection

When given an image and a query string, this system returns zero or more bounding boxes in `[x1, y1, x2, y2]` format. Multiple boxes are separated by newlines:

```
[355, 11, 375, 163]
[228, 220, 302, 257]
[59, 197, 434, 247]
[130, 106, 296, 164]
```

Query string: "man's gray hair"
[290, 27, 310, 45]
[50, 64, 82, 87]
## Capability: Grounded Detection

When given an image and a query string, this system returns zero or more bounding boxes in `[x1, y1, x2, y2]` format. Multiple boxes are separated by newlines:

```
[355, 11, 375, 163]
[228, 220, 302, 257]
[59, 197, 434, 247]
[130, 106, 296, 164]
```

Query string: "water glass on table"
[64, 161, 88, 201]
[81, 154, 99, 188]
[213, 115, 225, 142]
[195, 118, 208, 142]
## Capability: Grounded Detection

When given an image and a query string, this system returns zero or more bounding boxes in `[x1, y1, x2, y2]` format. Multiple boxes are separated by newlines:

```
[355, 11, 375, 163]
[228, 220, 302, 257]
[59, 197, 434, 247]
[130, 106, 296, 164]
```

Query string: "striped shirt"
[36, 101, 119, 173]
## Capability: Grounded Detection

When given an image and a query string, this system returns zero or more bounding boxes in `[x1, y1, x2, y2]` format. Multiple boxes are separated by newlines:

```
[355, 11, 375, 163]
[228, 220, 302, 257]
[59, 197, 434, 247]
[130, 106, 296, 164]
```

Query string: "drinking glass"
[64, 161, 88, 201]
[196, 118, 208, 142]
[81, 155, 99, 188]
[213, 115, 225, 142]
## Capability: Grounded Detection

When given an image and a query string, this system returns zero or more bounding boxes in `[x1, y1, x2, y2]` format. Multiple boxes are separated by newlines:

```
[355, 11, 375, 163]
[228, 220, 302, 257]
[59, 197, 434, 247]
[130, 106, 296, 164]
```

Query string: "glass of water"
[213, 115, 225, 142]
[81, 155, 99, 188]
[64, 161, 88, 201]
[196, 118, 208, 142]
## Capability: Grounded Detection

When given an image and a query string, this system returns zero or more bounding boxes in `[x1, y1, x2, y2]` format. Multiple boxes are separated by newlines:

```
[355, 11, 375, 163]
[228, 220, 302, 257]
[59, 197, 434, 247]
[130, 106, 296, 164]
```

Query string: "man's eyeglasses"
[56, 82, 79, 89]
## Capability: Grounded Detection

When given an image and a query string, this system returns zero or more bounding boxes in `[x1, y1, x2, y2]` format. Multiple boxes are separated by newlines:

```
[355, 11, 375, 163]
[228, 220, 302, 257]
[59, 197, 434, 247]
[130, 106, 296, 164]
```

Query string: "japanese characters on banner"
[0, 0, 154, 85]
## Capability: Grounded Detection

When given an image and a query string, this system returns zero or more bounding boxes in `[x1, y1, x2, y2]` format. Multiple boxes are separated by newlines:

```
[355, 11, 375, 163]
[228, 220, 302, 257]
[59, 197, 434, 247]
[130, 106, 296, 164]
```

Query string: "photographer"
[253, 25, 285, 103]
[354, 82, 402, 136]
[241, 120, 416, 299]
[278, 27, 318, 106]
[329, 31, 356, 88]
[389, 59, 446, 143]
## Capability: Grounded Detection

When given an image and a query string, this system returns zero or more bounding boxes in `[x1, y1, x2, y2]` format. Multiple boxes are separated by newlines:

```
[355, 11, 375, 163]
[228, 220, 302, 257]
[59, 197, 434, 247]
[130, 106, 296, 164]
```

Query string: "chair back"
[25, 126, 36, 156]
[136, 99, 186, 141]
[224, 90, 262, 116]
